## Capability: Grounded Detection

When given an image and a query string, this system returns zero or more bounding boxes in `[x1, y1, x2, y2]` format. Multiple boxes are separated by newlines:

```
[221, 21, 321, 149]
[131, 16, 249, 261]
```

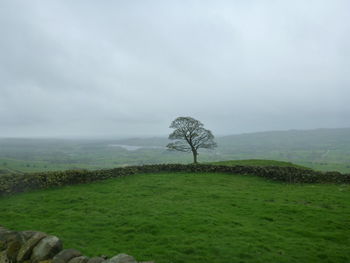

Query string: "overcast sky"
[0, 0, 349, 138]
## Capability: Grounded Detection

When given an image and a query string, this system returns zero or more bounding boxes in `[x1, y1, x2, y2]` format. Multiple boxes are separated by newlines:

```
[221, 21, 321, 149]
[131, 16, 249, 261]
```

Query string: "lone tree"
[166, 116, 217, 163]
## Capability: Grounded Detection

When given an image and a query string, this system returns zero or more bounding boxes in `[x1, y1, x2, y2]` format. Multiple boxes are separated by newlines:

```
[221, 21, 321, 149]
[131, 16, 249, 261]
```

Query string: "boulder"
[31, 236, 62, 263]
[87, 257, 105, 263]
[0, 250, 10, 263]
[0, 230, 18, 251]
[17, 232, 47, 262]
[5, 232, 26, 262]
[105, 254, 137, 263]
[68, 256, 89, 263]
[0, 226, 9, 234]
[0, 227, 142, 263]
[52, 249, 82, 263]
[21, 231, 38, 241]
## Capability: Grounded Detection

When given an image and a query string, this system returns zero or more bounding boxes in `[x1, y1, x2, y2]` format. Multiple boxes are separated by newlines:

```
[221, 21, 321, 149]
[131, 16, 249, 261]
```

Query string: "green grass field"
[1, 171, 349, 263]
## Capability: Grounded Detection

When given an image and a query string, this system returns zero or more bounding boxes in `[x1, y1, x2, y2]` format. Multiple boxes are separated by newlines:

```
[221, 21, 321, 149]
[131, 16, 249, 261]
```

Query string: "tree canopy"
[166, 116, 217, 163]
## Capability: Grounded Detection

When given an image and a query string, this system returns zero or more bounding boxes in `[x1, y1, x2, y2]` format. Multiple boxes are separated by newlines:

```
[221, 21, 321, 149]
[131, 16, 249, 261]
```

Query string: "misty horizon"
[1, 127, 349, 140]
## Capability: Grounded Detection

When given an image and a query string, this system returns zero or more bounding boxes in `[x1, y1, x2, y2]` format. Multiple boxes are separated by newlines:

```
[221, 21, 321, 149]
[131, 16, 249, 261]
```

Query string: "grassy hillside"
[216, 128, 350, 172]
[1, 172, 349, 263]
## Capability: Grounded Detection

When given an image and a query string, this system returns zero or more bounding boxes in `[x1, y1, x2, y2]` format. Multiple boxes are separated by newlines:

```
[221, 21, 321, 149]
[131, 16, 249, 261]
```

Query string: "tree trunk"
[192, 150, 198, 164]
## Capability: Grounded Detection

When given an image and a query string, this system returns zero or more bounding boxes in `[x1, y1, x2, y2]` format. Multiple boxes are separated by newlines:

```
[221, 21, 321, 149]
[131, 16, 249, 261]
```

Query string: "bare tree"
[166, 116, 217, 163]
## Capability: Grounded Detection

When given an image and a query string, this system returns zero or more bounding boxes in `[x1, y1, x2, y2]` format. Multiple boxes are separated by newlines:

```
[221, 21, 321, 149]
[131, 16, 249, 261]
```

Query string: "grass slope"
[1, 172, 349, 263]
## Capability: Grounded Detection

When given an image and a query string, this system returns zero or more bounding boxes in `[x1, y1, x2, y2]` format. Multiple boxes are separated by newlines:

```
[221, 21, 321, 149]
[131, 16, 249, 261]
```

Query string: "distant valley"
[1, 127, 350, 174]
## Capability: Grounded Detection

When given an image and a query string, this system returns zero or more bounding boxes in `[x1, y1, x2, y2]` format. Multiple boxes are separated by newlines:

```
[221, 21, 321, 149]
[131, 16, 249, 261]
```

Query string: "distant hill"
[112, 137, 169, 147]
[112, 128, 350, 172]
[1, 128, 349, 173]
[217, 128, 350, 152]
[215, 128, 350, 172]
[113, 128, 350, 149]
[113, 127, 350, 155]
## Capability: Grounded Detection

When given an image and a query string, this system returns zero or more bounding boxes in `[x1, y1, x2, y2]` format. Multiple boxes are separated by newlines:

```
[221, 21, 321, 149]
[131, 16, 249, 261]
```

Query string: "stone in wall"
[52, 249, 82, 263]
[0, 226, 149, 263]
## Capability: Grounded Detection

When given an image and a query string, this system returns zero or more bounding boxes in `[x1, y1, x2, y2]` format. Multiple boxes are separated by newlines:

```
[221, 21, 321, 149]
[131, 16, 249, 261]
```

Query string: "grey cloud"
[0, 0, 349, 137]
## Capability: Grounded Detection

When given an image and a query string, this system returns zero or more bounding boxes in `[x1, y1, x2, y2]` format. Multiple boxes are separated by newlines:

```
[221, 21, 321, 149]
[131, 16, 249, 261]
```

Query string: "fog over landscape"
[1, 0, 349, 137]
[1, 3, 350, 262]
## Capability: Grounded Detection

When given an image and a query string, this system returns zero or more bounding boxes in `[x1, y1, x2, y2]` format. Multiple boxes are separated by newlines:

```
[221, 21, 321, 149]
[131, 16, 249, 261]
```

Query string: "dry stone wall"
[1, 164, 349, 197]
[0, 226, 151, 263]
